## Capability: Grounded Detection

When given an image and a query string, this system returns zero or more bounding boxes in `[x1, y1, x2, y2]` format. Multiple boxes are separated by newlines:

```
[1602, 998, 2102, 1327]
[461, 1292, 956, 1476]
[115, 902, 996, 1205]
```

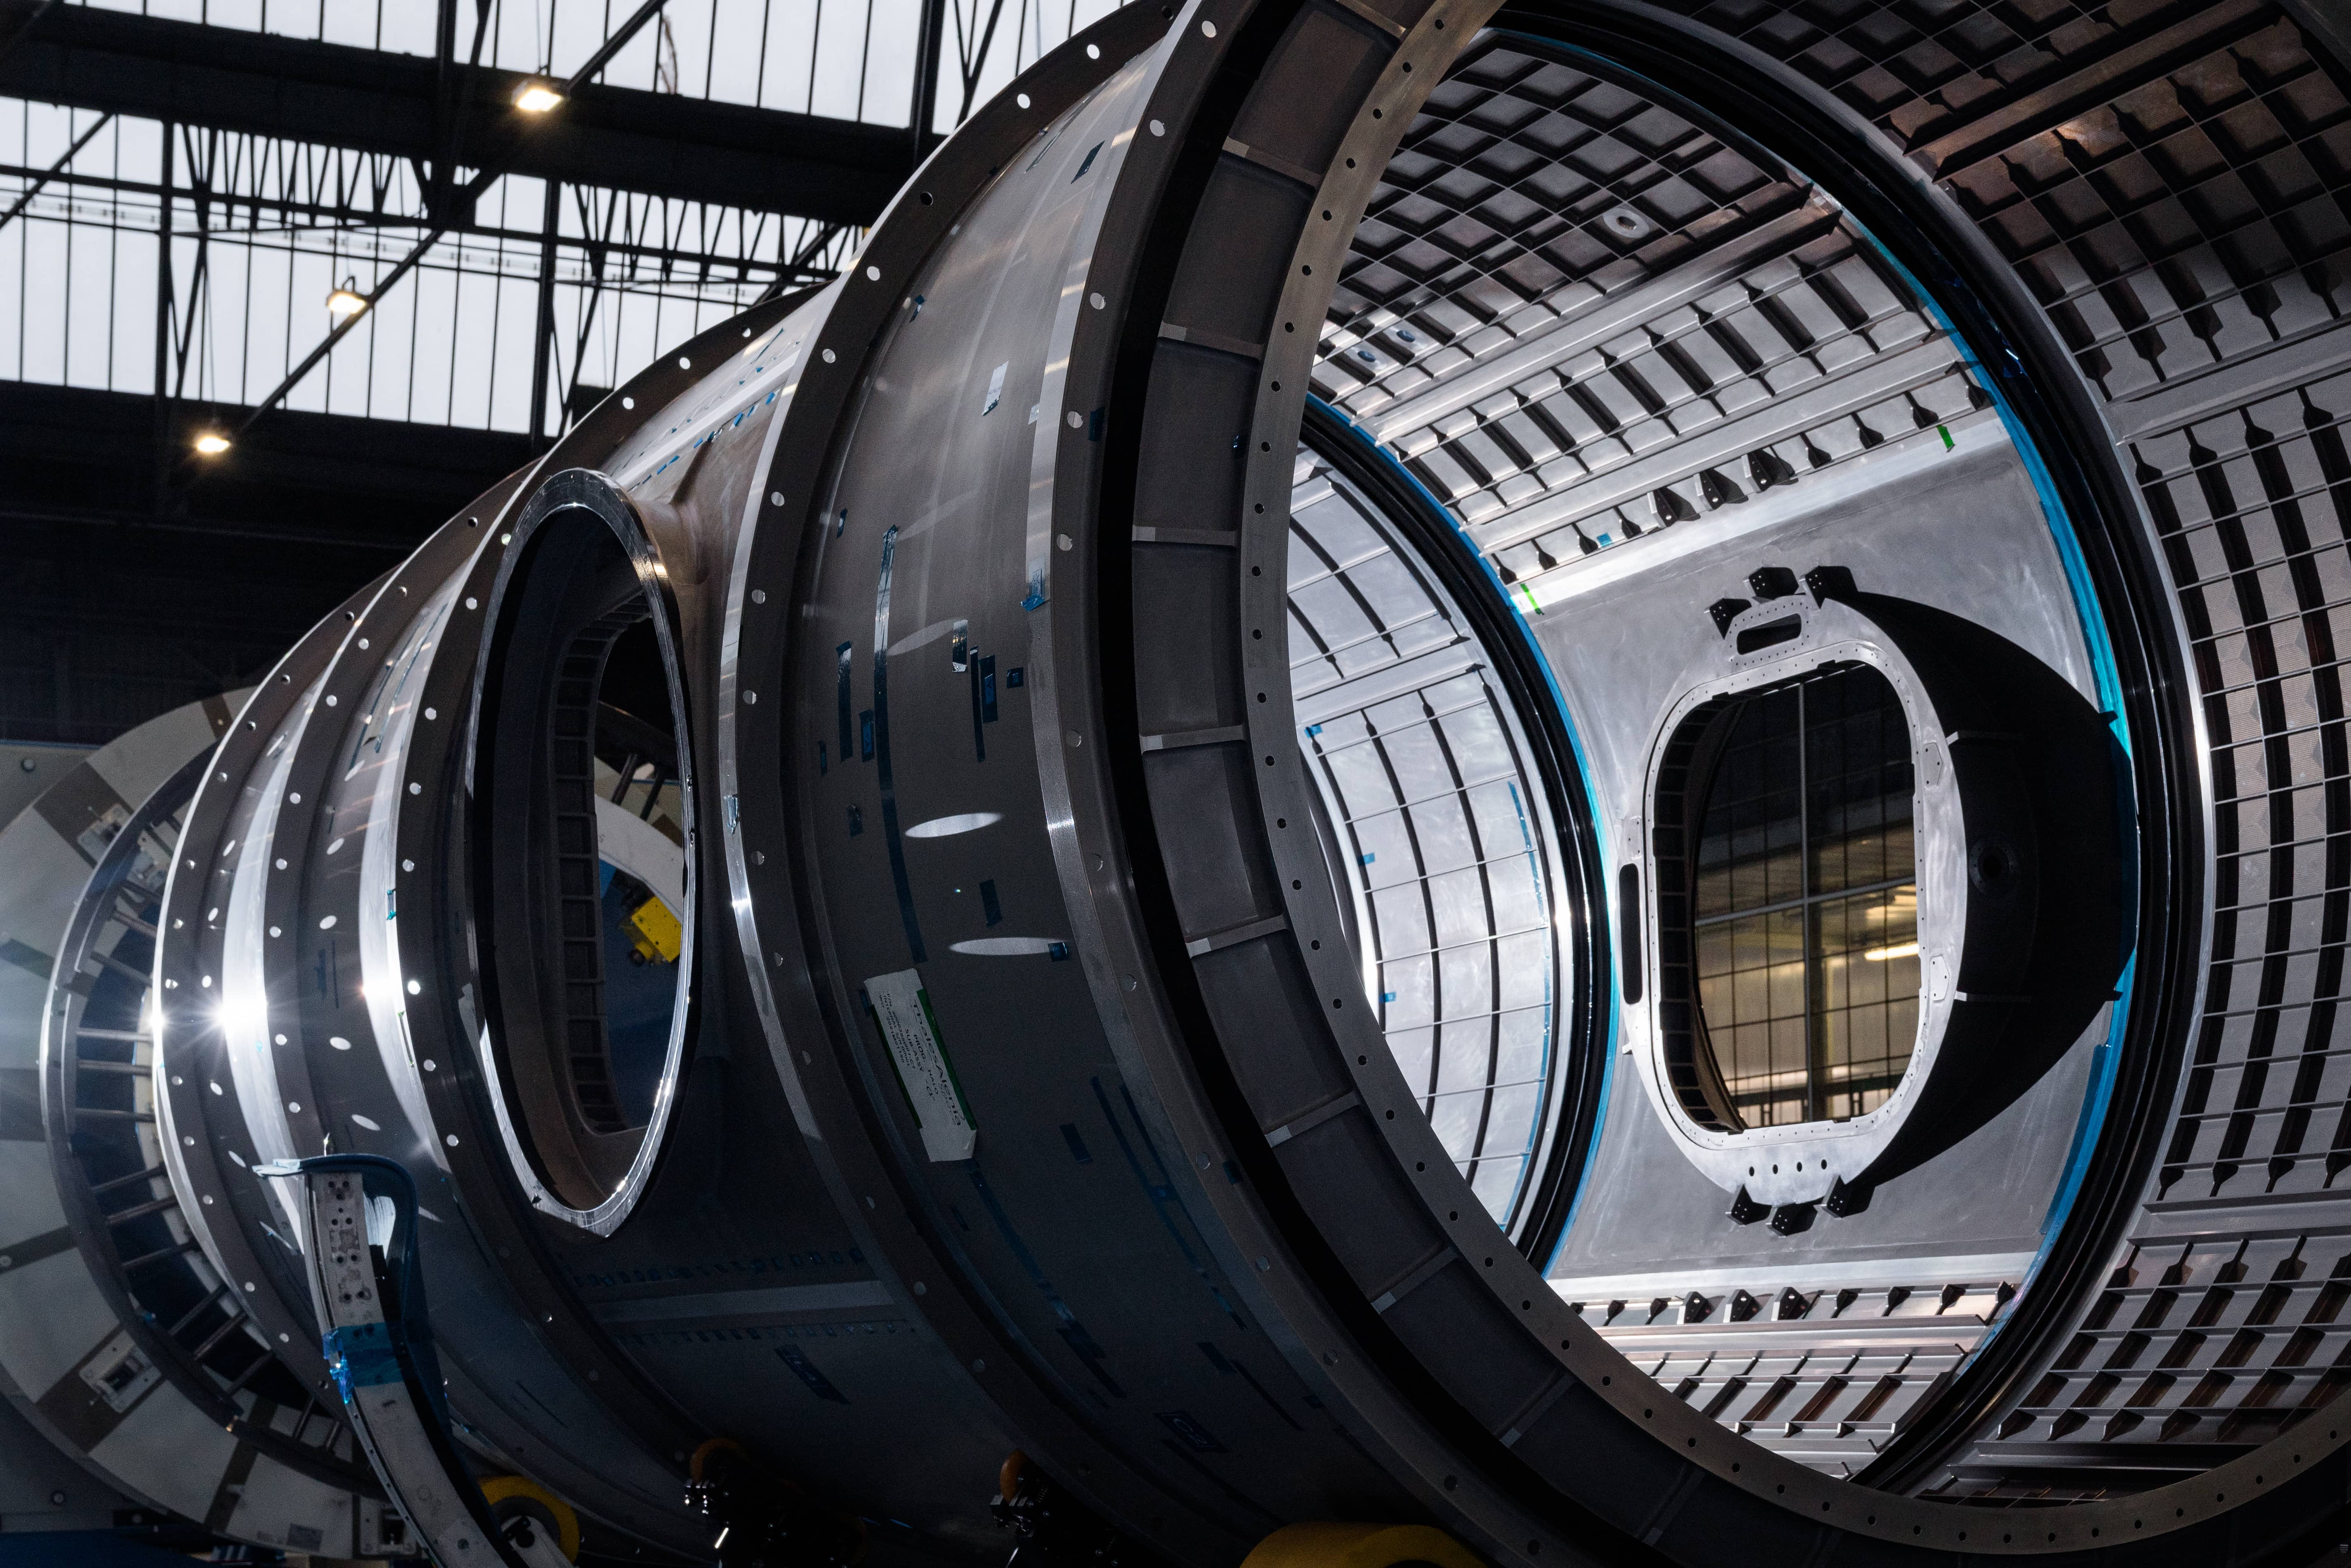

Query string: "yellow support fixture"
[1242, 1522, 1486, 1568]
[478, 1473, 583, 1563]
[626, 895, 683, 964]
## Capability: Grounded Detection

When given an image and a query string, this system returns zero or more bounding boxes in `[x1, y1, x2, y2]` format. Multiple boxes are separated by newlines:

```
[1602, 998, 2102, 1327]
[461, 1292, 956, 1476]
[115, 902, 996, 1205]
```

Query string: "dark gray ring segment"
[749, 0, 2349, 1562]
[0, 694, 390, 1554]
[1295, 393, 1612, 1257]
[43, 747, 379, 1500]
[153, 22, 1200, 1544]
[1088, 1, 2300, 1558]
[36, 0, 2351, 1564]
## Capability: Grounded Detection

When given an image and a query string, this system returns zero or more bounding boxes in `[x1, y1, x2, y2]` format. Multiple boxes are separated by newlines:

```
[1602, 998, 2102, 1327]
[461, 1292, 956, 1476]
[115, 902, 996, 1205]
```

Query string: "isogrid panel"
[1315, 34, 1976, 594]
[1288, 456, 1564, 1226]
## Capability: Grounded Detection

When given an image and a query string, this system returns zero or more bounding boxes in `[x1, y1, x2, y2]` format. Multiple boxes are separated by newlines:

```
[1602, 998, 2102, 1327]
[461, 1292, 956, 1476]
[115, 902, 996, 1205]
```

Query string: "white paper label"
[864, 968, 977, 1161]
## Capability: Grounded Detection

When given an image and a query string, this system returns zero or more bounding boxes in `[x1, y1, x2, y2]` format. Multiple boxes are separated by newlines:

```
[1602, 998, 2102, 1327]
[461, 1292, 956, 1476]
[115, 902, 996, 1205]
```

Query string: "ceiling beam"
[0, 376, 530, 742]
[0, 0, 933, 226]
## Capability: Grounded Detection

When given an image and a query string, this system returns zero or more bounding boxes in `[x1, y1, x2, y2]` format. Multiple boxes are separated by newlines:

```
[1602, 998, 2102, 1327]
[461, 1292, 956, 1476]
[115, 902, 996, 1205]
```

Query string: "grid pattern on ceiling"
[72, 0, 918, 125]
[1663, 0, 2113, 149]
[1324, 40, 1793, 381]
[1943, 374, 2351, 1494]
[1938, 11, 2351, 402]
[1667, 0, 2351, 409]
[1312, 38, 1988, 593]
[1288, 457, 1562, 1228]
[1645, 0, 2351, 1498]
[0, 0, 1137, 439]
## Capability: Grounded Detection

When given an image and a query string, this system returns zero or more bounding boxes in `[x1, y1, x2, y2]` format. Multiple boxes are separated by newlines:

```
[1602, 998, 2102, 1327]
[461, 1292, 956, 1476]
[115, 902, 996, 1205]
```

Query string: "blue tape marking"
[1838, 226, 2138, 1346]
[323, 1321, 402, 1398]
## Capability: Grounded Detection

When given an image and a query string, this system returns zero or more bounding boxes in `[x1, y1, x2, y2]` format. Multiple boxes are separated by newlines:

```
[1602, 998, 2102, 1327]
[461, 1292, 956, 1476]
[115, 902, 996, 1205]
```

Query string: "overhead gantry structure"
[5, 0, 2351, 1563]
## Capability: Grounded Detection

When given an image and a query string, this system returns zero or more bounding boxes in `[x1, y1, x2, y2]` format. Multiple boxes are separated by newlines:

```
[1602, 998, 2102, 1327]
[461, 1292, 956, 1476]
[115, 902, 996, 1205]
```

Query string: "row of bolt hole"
[466, 21, 2351, 1550]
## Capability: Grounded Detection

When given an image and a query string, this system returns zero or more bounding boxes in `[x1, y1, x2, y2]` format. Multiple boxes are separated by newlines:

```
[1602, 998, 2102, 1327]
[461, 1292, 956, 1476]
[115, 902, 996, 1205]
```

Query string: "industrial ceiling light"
[512, 79, 565, 113]
[324, 277, 366, 322]
[190, 431, 230, 455]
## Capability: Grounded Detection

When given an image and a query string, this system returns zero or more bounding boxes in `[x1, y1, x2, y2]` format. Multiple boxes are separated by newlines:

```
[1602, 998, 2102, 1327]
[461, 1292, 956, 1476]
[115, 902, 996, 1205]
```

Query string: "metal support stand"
[989, 1451, 1131, 1568]
[685, 1437, 862, 1568]
[262, 1155, 568, 1568]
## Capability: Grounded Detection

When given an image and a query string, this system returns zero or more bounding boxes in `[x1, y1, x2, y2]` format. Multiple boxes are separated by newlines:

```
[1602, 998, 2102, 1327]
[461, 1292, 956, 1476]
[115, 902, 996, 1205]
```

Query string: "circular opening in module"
[475, 490, 693, 1229]
[1293, 26, 2138, 1485]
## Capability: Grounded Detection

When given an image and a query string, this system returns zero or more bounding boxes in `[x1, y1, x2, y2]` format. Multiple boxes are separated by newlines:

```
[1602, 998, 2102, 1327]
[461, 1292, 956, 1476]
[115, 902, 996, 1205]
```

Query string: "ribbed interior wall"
[1286, 450, 1568, 1230]
[1661, 0, 2351, 1501]
[1304, 0, 2351, 1504]
[1312, 38, 1990, 582]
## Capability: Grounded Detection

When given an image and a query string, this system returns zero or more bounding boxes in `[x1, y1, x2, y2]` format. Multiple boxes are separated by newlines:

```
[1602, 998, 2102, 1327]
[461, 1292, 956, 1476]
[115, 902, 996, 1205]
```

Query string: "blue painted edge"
[323, 1319, 404, 1396]
[1462, 25, 2140, 1365]
[1305, 395, 1620, 1258]
[1838, 223, 2139, 1366]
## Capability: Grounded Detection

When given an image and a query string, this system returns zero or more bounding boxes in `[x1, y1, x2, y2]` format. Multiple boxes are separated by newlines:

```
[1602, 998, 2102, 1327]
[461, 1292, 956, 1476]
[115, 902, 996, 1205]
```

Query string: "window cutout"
[1687, 664, 1917, 1129]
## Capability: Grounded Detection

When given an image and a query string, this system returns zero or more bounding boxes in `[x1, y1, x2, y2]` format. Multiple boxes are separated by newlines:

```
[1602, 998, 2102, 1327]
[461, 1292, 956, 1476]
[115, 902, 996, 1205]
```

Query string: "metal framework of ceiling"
[0, 0, 1103, 748]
